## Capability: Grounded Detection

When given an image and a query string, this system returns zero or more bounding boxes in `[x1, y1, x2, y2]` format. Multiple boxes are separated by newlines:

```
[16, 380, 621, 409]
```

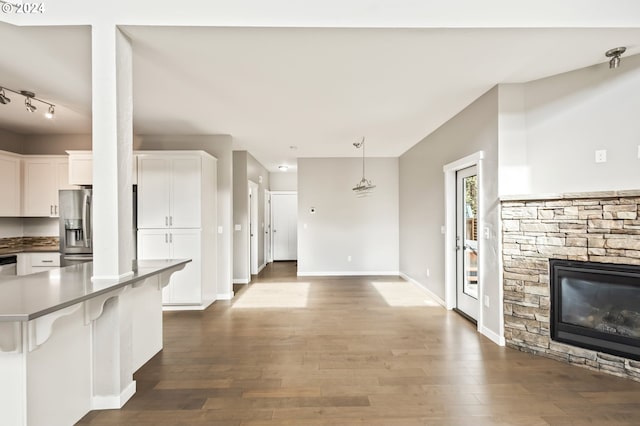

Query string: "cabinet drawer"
[30, 253, 60, 267]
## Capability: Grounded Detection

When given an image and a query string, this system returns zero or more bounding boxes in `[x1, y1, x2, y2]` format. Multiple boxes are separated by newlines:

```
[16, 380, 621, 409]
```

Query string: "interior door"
[271, 193, 297, 261]
[456, 165, 479, 322]
[249, 181, 259, 275]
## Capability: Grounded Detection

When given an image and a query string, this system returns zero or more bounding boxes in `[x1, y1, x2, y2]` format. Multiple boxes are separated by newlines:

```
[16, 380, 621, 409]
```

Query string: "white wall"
[135, 134, 234, 298]
[233, 151, 270, 282]
[0, 129, 24, 153]
[270, 171, 297, 191]
[22, 134, 92, 155]
[297, 157, 399, 275]
[399, 87, 501, 335]
[0, 218, 23, 238]
[499, 53, 640, 195]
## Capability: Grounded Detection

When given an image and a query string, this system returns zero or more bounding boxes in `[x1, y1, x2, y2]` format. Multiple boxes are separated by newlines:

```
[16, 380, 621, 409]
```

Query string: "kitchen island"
[0, 259, 190, 426]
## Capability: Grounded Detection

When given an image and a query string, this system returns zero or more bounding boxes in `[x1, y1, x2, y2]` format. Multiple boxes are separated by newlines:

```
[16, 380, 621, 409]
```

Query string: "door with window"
[456, 165, 479, 322]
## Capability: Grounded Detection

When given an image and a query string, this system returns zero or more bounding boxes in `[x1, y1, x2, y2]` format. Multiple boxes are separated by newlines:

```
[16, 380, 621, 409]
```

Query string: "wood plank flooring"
[77, 262, 640, 425]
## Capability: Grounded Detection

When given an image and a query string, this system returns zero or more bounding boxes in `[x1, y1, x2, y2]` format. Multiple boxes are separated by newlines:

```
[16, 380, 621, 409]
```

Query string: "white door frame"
[249, 180, 259, 277]
[443, 151, 485, 332]
[265, 190, 272, 264]
[270, 191, 297, 261]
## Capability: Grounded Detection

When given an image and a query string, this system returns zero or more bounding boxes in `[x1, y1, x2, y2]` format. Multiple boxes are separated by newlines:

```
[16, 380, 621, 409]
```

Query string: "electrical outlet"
[484, 295, 490, 308]
[426, 269, 430, 277]
[347, 256, 352, 262]
[217, 226, 223, 234]
[595, 150, 607, 163]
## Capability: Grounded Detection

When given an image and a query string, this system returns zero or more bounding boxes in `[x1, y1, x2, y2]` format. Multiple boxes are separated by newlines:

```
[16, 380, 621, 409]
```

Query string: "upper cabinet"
[0, 151, 21, 216]
[137, 154, 202, 229]
[23, 156, 76, 217]
[67, 150, 138, 186]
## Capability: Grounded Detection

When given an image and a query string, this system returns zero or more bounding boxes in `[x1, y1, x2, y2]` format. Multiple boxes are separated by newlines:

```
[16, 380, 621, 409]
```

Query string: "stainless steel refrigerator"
[59, 189, 93, 266]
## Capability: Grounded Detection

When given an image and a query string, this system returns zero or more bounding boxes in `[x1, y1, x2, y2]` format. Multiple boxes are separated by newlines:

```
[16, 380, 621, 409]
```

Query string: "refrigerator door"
[59, 189, 93, 256]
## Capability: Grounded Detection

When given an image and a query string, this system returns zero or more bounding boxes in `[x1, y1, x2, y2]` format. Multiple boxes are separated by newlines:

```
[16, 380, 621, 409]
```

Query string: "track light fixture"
[0, 85, 56, 119]
[605, 47, 626, 69]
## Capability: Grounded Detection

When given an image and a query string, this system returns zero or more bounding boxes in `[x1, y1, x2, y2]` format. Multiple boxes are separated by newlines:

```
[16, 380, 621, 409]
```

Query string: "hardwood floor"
[78, 262, 640, 425]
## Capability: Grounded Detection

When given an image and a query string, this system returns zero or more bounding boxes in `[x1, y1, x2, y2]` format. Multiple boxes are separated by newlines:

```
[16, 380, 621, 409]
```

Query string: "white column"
[91, 24, 134, 280]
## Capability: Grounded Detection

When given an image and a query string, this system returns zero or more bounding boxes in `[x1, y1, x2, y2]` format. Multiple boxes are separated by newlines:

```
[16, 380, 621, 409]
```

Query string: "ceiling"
[1, 22, 640, 171]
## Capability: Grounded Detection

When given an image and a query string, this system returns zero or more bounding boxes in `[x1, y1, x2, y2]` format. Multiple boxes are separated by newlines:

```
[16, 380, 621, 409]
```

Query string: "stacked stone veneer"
[501, 191, 640, 381]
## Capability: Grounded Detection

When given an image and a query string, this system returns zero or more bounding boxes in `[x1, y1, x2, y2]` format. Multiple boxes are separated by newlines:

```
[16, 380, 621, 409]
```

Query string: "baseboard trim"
[92, 380, 136, 410]
[233, 278, 250, 284]
[162, 298, 214, 311]
[297, 271, 400, 277]
[216, 292, 234, 300]
[258, 263, 266, 274]
[481, 326, 506, 346]
[399, 272, 446, 307]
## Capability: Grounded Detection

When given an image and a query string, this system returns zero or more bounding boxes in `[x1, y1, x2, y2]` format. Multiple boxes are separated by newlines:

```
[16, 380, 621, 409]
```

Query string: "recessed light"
[278, 165, 288, 171]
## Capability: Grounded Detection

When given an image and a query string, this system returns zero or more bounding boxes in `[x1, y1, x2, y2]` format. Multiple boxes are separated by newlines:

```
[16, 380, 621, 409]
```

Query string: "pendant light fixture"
[0, 86, 56, 119]
[352, 137, 375, 197]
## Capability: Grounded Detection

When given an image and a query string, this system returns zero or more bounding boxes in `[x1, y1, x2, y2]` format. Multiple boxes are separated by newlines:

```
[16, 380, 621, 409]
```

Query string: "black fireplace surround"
[550, 259, 640, 361]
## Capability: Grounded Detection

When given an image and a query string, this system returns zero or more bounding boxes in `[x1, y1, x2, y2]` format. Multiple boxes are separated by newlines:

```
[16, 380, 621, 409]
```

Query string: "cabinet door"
[168, 229, 201, 304]
[23, 160, 56, 217]
[137, 229, 173, 301]
[0, 154, 21, 216]
[56, 159, 76, 190]
[137, 157, 170, 228]
[170, 158, 201, 228]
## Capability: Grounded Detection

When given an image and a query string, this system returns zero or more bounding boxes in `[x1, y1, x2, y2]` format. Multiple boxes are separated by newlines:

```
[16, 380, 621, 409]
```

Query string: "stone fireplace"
[501, 190, 640, 381]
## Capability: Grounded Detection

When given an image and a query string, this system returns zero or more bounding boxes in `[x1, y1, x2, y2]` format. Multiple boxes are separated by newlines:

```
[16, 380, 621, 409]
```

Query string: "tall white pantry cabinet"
[137, 151, 217, 310]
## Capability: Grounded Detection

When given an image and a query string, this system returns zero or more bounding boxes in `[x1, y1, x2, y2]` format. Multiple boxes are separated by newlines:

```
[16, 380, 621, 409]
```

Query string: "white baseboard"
[399, 272, 447, 307]
[481, 326, 506, 346]
[162, 298, 214, 311]
[92, 380, 136, 410]
[216, 292, 234, 300]
[258, 263, 266, 273]
[233, 278, 250, 284]
[297, 271, 400, 277]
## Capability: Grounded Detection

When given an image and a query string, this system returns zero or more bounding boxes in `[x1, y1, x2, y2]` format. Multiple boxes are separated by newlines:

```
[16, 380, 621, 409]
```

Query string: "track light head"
[25, 97, 36, 113]
[0, 88, 10, 105]
[606, 46, 626, 69]
[45, 105, 55, 119]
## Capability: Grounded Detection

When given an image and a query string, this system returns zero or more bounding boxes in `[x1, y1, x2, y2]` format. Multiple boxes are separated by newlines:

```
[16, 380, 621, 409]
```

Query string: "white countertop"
[0, 259, 190, 322]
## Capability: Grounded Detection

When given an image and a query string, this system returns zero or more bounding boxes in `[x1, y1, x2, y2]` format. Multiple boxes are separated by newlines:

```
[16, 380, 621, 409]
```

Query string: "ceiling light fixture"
[352, 137, 375, 197]
[0, 86, 56, 119]
[0, 88, 10, 105]
[605, 46, 626, 69]
[278, 165, 288, 171]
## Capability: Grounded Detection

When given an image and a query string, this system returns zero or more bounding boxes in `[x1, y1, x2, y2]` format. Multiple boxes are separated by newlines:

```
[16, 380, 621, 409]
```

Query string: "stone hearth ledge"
[500, 189, 640, 202]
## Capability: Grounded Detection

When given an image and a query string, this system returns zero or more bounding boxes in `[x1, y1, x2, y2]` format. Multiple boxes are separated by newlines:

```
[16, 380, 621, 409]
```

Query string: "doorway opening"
[443, 151, 484, 331]
[270, 192, 298, 264]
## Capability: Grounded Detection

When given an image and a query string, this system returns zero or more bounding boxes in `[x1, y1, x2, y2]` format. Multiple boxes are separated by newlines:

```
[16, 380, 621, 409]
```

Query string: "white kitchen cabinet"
[137, 155, 201, 229]
[66, 150, 138, 186]
[0, 151, 21, 216]
[23, 156, 75, 217]
[136, 151, 217, 310]
[16, 252, 61, 275]
[137, 229, 201, 304]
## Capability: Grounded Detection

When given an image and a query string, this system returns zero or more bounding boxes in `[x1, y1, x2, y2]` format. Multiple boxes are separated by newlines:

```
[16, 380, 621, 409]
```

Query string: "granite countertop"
[0, 259, 191, 322]
[0, 246, 60, 256]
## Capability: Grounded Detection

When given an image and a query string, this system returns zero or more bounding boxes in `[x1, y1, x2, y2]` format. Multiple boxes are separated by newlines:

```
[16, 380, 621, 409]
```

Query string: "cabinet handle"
[169, 233, 172, 243]
[55, 205, 58, 215]
[169, 216, 173, 226]
[165, 234, 168, 243]
[165, 216, 168, 226]
[41, 260, 54, 263]
[50, 205, 54, 215]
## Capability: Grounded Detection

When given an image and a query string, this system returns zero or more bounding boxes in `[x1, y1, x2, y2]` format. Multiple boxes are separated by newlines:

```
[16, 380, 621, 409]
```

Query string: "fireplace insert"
[550, 259, 640, 360]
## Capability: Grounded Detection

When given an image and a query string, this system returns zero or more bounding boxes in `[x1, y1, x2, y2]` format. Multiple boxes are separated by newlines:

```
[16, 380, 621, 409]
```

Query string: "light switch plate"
[234, 224, 241, 231]
[595, 149, 607, 163]
[218, 226, 223, 234]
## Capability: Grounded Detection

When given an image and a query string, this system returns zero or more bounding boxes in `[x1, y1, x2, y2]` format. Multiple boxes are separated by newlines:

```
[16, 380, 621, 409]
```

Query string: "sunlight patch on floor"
[232, 282, 310, 308]
[371, 281, 441, 307]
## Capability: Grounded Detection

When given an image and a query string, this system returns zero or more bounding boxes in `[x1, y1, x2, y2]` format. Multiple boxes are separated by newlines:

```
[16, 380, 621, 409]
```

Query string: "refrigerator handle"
[83, 192, 91, 248]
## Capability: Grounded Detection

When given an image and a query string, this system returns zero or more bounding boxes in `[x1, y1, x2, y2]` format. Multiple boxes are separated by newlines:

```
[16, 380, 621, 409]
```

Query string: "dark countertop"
[0, 259, 191, 322]
[0, 246, 60, 256]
